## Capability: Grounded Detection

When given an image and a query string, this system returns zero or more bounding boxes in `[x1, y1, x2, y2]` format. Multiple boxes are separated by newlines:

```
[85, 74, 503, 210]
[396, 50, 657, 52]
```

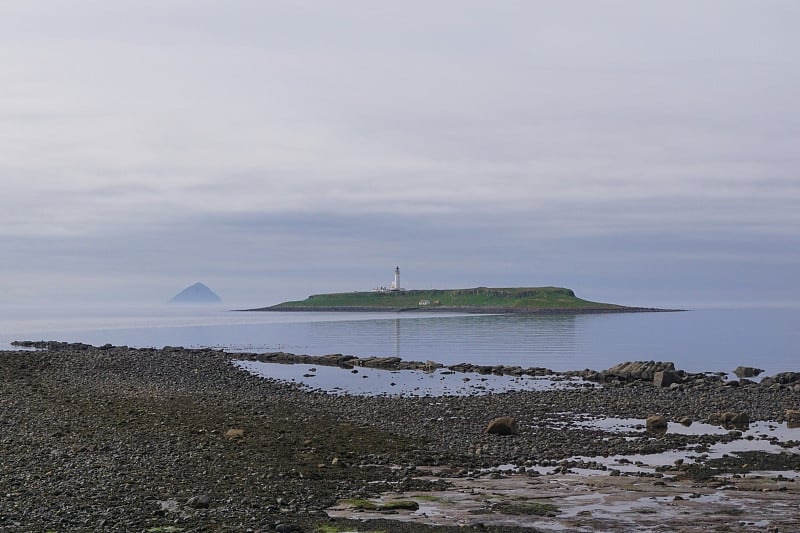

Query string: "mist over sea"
[1, 304, 798, 376]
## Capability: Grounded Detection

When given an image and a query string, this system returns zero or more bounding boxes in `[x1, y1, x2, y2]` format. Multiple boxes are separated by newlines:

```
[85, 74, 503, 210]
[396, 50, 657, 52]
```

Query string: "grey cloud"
[1, 1, 799, 307]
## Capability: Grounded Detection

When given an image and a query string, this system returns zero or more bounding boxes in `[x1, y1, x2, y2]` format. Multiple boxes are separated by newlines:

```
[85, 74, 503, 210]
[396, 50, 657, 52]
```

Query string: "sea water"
[0, 304, 797, 376]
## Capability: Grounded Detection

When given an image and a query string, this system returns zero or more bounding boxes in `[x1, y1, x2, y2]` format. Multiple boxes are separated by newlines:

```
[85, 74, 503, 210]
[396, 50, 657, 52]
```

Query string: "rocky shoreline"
[2, 342, 799, 532]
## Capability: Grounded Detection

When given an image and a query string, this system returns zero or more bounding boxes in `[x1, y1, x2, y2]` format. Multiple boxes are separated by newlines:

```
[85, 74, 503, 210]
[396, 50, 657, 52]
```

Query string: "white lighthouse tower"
[390, 266, 401, 291]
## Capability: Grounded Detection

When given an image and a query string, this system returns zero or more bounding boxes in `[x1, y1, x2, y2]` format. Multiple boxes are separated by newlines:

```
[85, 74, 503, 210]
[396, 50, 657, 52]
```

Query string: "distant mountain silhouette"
[169, 282, 222, 304]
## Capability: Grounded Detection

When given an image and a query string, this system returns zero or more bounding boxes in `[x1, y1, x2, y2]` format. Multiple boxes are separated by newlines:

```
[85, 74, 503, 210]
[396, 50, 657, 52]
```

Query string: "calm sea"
[0, 304, 797, 376]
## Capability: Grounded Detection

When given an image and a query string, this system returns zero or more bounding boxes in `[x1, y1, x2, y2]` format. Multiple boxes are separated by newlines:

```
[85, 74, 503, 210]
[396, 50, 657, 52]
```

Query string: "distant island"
[244, 286, 676, 314]
[169, 282, 222, 304]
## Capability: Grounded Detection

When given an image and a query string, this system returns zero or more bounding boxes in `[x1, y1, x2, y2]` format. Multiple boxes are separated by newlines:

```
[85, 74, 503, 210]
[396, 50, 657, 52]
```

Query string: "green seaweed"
[342, 498, 420, 512]
[491, 500, 560, 516]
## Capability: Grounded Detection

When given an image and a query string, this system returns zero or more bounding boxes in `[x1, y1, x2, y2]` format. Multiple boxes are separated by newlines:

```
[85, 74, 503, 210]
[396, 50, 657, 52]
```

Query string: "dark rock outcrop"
[594, 361, 676, 383]
[646, 415, 668, 430]
[733, 366, 764, 379]
[784, 409, 800, 422]
[485, 417, 518, 436]
[653, 370, 684, 388]
[760, 372, 800, 387]
[708, 412, 750, 427]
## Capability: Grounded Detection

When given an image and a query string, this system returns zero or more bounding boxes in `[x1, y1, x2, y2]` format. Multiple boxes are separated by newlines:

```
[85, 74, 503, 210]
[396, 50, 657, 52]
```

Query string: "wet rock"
[728, 412, 749, 426]
[653, 370, 683, 388]
[225, 428, 245, 440]
[733, 366, 763, 378]
[760, 372, 800, 386]
[423, 360, 440, 373]
[708, 412, 750, 427]
[485, 417, 518, 436]
[359, 357, 402, 369]
[784, 409, 800, 422]
[646, 415, 668, 430]
[597, 361, 676, 383]
[159, 499, 180, 513]
[187, 495, 210, 509]
[505, 366, 524, 376]
[525, 367, 554, 377]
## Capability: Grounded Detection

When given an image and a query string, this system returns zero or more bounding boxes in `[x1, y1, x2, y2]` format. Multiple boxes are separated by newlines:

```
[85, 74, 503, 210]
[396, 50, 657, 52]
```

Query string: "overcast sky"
[2, 1, 799, 308]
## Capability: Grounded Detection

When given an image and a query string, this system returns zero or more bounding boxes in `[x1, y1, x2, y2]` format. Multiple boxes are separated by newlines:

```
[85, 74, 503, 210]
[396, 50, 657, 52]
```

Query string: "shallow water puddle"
[235, 360, 590, 396]
[547, 415, 800, 438]
[531, 416, 800, 474]
[477, 416, 800, 483]
[563, 445, 800, 477]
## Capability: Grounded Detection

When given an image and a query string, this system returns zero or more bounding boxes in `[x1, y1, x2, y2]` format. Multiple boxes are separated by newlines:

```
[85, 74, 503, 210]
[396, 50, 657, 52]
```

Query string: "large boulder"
[787, 409, 800, 429]
[187, 495, 211, 509]
[733, 366, 764, 378]
[485, 417, 518, 436]
[653, 370, 684, 388]
[597, 361, 676, 383]
[359, 357, 402, 369]
[224, 428, 245, 440]
[646, 415, 668, 431]
[786, 409, 800, 420]
[760, 372, 800, 387]
[708, 412, 750, 427]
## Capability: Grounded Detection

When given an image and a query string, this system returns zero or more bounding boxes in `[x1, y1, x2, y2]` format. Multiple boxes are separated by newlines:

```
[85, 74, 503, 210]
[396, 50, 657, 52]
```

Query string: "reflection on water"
[394, 319, 400, 358]
[1, 307, 798, 375]
[298, 314, 578, 367]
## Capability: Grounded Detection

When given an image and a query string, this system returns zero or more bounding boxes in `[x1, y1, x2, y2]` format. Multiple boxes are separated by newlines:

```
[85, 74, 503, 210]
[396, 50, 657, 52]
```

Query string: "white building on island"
[374, 266, 404, 292]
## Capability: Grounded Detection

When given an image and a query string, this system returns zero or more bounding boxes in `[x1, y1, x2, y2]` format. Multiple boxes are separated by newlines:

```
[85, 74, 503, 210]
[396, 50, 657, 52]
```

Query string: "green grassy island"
[246, 287, 676, 314]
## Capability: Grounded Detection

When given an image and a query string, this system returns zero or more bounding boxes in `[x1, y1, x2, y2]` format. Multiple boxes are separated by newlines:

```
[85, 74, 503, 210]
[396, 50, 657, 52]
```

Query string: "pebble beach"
[2, 342, 799, 532]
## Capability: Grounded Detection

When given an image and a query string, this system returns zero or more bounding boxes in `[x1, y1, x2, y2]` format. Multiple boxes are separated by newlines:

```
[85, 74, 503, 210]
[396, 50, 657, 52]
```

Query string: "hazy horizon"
[2, 1, 799, 310]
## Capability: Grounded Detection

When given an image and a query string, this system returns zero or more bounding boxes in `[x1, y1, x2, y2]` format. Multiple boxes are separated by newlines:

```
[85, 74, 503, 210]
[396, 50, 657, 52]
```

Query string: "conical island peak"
[170, 282, 222, 304]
